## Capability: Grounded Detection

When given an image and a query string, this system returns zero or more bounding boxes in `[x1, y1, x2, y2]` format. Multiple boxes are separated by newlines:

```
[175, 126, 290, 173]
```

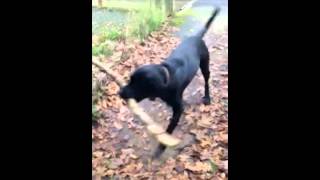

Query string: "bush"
[92, 80, 104, 122]
[170, 9, 195, 26]
[129, 6, 165, 41]
[100, 23, 125, 41]
[92, 42, 113, 56]
[96, 4, 166, 42]
[92, 2, 167, 56]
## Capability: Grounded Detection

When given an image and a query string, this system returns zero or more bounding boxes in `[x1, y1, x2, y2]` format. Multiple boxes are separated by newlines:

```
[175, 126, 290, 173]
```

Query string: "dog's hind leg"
[200, 49, 211, 105]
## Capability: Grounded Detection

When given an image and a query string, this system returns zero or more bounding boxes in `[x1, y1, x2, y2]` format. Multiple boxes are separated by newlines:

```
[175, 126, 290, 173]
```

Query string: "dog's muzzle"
[119, 88, 129, 99]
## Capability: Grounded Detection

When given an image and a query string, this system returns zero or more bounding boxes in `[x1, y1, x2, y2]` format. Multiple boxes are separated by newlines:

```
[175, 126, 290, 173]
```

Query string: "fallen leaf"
[106, 82, 119, 95]
[104, 169, 114, 176]
[200, 149, 212, 161]
[216, 132, 228, 144]
[93, 151, 103, 158]
[92, 159, 99, 168]
[178, 154, 190, 162]
[190, 129, 207, 141]
[220, 172, 226, 178]
[120, 163, 136, 173]
[108, 158, 123, 169]
[113, 121, 123, 130]
[174, 164, 185, 173]
[130, 154, 139, 159]
[200, 137, 212, 148]
[95, 166, 106, 176]
[136, 162, 143, 171]
[199, 104, 211, 113]
[185, 161, 211, 173]
[198, 115, 213, 128]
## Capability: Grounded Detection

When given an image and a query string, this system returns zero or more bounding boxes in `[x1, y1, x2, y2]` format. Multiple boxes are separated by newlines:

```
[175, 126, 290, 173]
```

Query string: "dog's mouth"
[135, 97, 144, 102]
[119, 88, 144, 102]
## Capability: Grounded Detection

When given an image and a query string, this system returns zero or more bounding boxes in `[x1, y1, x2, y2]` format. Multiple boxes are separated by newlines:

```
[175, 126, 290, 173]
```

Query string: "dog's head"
[119, 64, 169, 102]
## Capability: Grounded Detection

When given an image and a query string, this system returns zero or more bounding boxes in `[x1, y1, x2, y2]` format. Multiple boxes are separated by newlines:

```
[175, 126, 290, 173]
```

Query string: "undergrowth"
[92, 2, 167, 57]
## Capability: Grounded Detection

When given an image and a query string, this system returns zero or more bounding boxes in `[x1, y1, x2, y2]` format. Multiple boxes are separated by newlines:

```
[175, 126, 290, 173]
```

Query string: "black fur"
[119, 8, 220, 158]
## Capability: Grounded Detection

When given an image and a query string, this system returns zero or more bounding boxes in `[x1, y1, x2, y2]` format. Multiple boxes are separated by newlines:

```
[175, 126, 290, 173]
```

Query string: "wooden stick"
[92, 58, 181, 146]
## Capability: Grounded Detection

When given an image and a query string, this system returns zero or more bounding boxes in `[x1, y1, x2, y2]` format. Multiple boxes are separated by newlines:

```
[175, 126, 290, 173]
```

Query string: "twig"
[92, 58, 181, 146]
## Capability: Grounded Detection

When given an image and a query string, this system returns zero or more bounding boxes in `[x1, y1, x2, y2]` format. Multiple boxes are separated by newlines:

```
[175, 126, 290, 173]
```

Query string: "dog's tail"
[196, 7, 221, 38]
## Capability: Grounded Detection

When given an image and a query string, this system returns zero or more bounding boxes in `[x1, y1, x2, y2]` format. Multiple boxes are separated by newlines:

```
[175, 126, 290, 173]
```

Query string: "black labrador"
[119, 8, 221, 158]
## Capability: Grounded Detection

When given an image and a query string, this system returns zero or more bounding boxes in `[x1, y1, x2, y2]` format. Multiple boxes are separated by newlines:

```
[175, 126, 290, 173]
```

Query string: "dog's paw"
[152, 146, 165, 159]
[202, 97, 211, 105]
[182, 101, 190, 108]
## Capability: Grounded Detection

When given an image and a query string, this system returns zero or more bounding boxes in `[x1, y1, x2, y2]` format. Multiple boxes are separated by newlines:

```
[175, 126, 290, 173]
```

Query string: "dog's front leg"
[153, 96, 183, 158]
[166, 100, 183, 134]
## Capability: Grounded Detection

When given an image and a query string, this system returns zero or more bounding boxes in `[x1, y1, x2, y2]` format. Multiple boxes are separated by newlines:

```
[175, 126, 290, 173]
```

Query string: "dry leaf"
[220, 172, 226, 178]
[92, 159, 99, 168]
[95, 166, 106, 175]
[108, 158, 123, 169]
[178, 154, 190, 162]
[105, 169, 114, 176]
[130, 154, 138, 159]
[199, 104, 211, 113]
[101, 99, 108, 109]
[120, 163, 136, 173]
[93, 151, 103, 158]
[200, 137, 212, 148]
[136, 162, 143, 171]
[113, 121, 123, 130]
[198, 115, 213, 128]
[217, 132, 228, 144]
[185, 161, 211, 173]
[200, 149, 212, 161]
[106, 82, 119, 95]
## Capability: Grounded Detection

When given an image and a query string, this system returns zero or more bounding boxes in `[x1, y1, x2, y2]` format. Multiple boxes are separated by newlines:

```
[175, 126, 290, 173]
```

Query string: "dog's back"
[163, 8, 221, 90]
[164, 37, 204, 86]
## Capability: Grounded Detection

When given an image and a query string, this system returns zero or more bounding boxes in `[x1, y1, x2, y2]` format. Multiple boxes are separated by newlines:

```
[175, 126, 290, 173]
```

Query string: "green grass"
[93, 2, 166, 42]
[92, 0, 168, 57]
[170, 6, 217, 27]
[209, 159, 218, 174]
[92, 42, 113, 56]
[170, 8, 195, 26]
[92, 105, 100, 122]
[100, 24, 125, 41]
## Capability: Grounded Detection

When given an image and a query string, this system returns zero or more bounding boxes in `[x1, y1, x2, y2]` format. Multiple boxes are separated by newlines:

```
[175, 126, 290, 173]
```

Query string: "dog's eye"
[131, 75, 138, 82]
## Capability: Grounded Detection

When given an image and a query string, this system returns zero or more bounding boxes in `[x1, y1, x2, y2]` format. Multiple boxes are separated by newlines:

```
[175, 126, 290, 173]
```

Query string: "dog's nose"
[118, 88, 124, 96]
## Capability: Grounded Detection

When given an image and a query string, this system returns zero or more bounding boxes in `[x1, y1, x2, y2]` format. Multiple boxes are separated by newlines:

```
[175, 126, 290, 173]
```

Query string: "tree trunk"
[155, 0, 162, 8]
[98, 0, 102, 8]
[164, 0, 174, 16]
